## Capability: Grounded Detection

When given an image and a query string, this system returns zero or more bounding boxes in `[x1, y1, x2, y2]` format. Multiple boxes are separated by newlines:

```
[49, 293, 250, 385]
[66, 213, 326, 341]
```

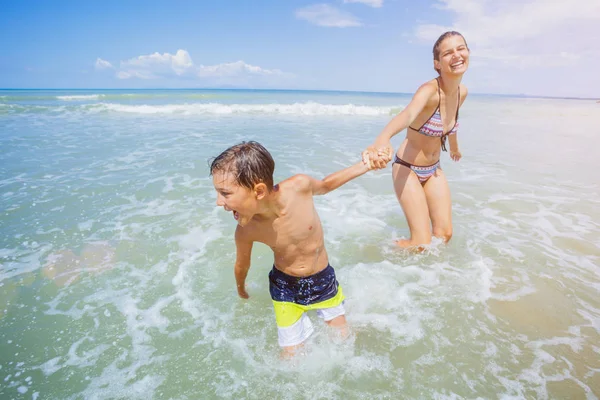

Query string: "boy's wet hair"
[209, 141, 275, 191]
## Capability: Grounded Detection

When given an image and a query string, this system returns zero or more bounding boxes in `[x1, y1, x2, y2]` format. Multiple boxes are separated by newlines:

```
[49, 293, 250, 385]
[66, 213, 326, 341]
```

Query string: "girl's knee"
[433, 227, 452, 242]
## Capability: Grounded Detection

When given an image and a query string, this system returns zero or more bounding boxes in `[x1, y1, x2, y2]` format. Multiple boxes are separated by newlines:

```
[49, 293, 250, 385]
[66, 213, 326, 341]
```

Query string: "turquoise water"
[1, 89, 599, 399]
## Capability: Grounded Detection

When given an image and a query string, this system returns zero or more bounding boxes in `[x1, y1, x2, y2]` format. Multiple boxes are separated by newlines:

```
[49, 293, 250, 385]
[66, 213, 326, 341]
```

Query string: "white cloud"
[197, 61, 285, 78]
[295, 4, 362, 27]
[96, 50, 293, 87]
[414, 0, 600, 69]
[95, 58, 113, 70]
[343, 0, 383, 8]
[118, 49, 194, 78]
[116, 70, 155, 80]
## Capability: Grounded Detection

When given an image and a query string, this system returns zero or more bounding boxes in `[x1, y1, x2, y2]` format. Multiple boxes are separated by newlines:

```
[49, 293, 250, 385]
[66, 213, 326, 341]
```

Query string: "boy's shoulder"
[279, 174, 313, 194]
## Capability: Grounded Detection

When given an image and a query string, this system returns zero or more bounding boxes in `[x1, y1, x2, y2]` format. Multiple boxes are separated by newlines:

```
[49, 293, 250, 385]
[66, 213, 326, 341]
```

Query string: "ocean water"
[1, 89, 599, 399]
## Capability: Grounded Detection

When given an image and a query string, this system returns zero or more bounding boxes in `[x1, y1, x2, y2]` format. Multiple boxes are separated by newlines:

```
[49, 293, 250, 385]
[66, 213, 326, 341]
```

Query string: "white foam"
[77, 220, 94, 231]
[74, 358, 165, 400]
[56, 95, 100, 101]
[172, 220, 224, 320]
[93, 102, 399, 116]
[342, 261, 438, 345]
[38, 257, 176, 397]
[0, 244, 53, 282]
[39, 357, 61, 376]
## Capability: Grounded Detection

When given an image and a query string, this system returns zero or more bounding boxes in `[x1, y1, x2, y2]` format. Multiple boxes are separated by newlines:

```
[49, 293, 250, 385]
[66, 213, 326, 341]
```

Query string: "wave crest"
[95, 102, 400, 116]
[56, 95, 101, 101]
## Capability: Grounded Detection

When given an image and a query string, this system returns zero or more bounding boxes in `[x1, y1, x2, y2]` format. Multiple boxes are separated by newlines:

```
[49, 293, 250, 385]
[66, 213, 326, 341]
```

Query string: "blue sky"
[1, 0, 598, 97]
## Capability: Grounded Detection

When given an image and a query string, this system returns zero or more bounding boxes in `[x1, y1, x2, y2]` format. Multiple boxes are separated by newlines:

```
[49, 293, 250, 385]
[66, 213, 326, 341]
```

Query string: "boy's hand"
[362, 150, 374, 170]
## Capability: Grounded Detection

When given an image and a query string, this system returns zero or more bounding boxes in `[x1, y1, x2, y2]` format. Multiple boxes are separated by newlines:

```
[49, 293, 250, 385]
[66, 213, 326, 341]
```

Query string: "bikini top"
[409, 78, 460, 152]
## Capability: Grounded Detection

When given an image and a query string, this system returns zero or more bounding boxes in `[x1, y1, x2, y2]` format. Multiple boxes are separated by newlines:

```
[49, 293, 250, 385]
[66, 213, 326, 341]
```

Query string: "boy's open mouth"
[233, 211, 239, 220]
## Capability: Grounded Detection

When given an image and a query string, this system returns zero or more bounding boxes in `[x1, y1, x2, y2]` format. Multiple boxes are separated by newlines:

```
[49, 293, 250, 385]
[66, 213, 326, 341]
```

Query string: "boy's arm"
[301, 160, 371, 196]
[234, 226, 253, 299]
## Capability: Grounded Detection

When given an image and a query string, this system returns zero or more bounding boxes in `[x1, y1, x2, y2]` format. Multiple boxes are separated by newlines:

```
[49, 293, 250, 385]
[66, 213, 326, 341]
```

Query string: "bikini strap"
[435, 77, 442, 109]
[455, 85, 460, 119]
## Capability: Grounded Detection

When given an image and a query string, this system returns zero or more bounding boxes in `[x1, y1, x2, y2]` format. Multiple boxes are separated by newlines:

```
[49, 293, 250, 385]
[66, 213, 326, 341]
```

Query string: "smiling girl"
[365, 31, 470, 249]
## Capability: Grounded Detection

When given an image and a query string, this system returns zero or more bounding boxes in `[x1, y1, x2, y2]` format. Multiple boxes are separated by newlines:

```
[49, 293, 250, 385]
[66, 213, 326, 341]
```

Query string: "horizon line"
[0, 87, 598, 101]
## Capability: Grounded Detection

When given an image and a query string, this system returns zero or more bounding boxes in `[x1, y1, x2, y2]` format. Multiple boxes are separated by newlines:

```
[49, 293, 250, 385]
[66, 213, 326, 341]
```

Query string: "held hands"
[362, 142, 394, 170]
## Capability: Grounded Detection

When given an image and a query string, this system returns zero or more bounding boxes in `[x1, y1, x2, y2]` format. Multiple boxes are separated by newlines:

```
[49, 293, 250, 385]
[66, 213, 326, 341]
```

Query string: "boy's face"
[212, 170, 258, 227]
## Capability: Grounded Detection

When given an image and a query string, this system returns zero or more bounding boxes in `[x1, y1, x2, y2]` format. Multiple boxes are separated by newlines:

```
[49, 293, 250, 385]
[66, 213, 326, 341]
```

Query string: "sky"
[1, 0, 598, 97]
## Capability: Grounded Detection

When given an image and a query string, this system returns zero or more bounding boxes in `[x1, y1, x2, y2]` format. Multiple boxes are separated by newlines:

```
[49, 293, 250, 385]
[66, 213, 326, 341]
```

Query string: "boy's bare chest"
[254, 203, 322, 249]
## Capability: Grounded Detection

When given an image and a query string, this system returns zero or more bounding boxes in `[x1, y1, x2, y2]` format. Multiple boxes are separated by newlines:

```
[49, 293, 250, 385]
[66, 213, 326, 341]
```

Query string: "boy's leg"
[312, 265, 349, 340]
[281, 343, 305, 359]
[318, 303, 350, 340]
[270, 267, 315, 356]
[326, 315, 349, 341]
[275, 304, 314, 357]
[325, 314, 347, 328]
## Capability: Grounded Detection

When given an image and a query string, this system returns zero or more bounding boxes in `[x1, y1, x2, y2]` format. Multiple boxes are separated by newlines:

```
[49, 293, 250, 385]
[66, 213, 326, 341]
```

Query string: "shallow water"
[1, 89, 599, 399]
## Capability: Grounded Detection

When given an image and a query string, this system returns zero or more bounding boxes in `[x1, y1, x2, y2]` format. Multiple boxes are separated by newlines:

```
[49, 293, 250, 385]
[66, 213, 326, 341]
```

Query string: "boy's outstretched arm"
[234, 226, 253, 299]
[304, 155, 372, 196]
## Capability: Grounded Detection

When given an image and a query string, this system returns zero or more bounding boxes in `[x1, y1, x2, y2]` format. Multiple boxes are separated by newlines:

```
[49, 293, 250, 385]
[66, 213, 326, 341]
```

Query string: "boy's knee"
[280, 343, 305, 359]
[325, 314, 347, 328]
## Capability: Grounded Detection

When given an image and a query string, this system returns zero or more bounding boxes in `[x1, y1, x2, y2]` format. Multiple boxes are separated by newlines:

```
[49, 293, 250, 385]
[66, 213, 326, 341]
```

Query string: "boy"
[210, 141, 377, 356]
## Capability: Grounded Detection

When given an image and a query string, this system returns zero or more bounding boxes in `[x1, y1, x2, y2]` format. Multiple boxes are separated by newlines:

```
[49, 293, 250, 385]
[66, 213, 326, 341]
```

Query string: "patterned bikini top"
[409, 78, 460, 152]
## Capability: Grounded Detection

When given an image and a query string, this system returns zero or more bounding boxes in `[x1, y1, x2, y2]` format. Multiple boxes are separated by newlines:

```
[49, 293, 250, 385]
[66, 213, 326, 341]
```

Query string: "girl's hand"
[367, 140, 393, 169]
[450, 149, 462, 162]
